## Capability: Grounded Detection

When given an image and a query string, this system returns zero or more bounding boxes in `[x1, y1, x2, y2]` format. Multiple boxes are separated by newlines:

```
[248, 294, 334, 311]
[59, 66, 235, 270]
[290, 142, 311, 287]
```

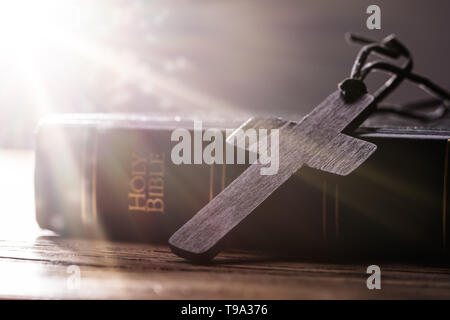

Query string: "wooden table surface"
[1, 149, 450, 299]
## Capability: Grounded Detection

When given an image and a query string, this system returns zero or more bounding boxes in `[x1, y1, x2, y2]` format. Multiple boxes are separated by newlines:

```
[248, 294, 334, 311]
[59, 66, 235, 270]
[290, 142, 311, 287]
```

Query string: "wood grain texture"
[1, 151, 450, 300]
[306, 133, 376, 176]
[228, 117, 376, 176]
[170, 91, 375, 261]
[1, 236, 450, 299]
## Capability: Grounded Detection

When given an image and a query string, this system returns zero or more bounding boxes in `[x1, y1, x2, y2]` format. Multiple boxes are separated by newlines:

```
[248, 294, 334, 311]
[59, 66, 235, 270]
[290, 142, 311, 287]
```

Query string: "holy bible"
[34, 113, 450, 261]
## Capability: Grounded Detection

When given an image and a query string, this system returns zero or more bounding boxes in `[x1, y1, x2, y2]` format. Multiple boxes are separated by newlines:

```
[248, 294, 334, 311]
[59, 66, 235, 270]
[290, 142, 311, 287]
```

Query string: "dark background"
[1, 0, 449, 147]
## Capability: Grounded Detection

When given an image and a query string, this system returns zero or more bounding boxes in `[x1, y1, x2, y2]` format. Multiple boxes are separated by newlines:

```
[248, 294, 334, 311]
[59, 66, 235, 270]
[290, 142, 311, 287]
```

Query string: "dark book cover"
[34, 113, 450, 261]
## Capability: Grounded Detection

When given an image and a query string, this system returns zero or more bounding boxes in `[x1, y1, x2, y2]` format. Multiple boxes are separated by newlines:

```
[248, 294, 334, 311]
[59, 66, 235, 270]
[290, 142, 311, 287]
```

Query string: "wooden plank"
[1, 237, 450, 299]
[170, 91, 375, 262]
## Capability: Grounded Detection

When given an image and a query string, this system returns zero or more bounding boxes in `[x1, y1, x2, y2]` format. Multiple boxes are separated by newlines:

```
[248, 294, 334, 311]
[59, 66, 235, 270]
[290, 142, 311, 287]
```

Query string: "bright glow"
[0, 150, 40, 240]
[0, 0, 97, 115]
[0, 0, 244, 117]
[0, 0, 83, 60]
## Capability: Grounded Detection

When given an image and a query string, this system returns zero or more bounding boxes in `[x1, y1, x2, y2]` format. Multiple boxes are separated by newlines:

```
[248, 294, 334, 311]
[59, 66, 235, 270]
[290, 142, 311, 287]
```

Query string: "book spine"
[35, 122, 450, 260]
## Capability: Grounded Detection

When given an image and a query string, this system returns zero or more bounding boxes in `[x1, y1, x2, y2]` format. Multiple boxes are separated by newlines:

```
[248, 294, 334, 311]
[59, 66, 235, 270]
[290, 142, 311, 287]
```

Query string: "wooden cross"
[169, 85, 377, 262]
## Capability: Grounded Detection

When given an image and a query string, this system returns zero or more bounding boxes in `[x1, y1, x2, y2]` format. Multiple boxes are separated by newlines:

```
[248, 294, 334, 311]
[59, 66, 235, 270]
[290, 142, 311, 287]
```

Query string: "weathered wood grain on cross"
[170, 89, 377, 262]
